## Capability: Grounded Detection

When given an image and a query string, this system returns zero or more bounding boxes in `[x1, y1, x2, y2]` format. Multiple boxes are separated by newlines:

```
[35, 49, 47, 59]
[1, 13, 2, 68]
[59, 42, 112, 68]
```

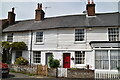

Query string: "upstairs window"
[75, 51, 85, 64]
[108, 28, 119, 41]
[75, 29, 85, 41]
[7, 33, 13, 42]
[36, 32, 43, 42]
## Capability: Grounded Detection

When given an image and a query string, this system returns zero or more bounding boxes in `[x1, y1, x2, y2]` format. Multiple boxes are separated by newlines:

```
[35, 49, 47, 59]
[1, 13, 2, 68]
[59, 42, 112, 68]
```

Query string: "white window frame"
[75, 51, 85, 65]
[7, 33, 13, 42]
[107, 27, 119, 41]
[74, 28, 86, 43]
[95, 50, 109, 69]
[33, 51, 41, 64]
[95, 49, 120, 70]
[35, 31, 44, 44]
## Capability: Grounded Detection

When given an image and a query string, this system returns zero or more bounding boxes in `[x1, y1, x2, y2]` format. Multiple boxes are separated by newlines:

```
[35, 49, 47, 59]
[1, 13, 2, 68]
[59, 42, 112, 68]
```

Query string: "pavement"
[1, 72, 118, 80]
[1, 72, 51, 79]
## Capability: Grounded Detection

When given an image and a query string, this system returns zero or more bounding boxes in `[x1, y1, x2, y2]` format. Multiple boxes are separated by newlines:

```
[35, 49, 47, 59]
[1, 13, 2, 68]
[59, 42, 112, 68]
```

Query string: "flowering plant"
[15, 57, 28, 65]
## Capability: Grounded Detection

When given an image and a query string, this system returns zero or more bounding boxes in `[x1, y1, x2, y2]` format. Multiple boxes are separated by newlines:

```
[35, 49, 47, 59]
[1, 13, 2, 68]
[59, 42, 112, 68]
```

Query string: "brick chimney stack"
[35, 3, 45, 21]
[86, 0, 95, 16]
[8, 7, 16, 25]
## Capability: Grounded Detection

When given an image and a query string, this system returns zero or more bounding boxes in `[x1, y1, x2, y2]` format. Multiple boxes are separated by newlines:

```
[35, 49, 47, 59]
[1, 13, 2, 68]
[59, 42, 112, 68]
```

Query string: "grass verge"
[10, 70, 36, 76]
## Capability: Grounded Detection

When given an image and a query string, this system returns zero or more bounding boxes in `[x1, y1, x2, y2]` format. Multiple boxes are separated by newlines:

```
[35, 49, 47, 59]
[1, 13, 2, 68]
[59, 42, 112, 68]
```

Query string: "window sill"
[33, 63, 42, 65]
[34, 42, 44, 45]
[75, 64, 86, 66]
[75, 64, 86, 68]
[74, 41, 86, 44]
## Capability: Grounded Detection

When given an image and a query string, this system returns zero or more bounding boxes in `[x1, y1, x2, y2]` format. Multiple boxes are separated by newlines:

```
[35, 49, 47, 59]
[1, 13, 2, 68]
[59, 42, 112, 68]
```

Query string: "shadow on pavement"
[1, 74, 15, 79]
[8, 74, 15, 78]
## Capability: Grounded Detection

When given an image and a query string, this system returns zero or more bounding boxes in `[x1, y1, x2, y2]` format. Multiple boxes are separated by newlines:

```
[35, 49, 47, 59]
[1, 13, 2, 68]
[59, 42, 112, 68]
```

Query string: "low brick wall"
[67, 68, 94, 78]
[9, 64, 37, 74]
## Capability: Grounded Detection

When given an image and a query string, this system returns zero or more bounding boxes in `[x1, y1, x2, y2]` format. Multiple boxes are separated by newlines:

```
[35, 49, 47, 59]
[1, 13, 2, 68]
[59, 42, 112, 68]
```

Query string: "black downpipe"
[30, 31, 33, 66]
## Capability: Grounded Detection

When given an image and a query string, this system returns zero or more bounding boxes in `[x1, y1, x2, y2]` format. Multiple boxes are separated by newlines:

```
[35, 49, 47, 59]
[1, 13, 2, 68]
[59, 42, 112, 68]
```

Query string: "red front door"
[63, 53, 70, 68]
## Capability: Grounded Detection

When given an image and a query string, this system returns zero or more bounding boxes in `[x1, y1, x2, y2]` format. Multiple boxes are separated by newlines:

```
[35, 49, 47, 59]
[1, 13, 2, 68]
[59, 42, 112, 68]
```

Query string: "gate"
[58, 68, 67, 77]
[37, 65, 48, 76]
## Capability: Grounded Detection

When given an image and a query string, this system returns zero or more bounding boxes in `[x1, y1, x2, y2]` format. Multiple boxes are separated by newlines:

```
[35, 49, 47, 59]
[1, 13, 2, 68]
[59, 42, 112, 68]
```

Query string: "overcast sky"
[1, 0, 120, 2]
[0, 0, 120, 21]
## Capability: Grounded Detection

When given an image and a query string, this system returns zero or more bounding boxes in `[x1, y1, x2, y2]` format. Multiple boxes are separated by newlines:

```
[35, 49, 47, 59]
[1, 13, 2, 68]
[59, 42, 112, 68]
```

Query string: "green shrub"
[48, 55, 60, 68]
[15, 57, 28, 65]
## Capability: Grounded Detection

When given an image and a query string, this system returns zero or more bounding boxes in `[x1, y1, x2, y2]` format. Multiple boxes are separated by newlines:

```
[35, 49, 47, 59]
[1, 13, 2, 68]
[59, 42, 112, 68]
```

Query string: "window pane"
[16, 51, 22, 59]
[75, 29, 84, 41]
[36, 32, 43, 42]
[33, 51, 41, 63]
[118, 50, 120, 67]
[95, 50, 109, 69]
[110, 50, 119, 69]
[7, 33, 13, 42]
[75, 51, 85, 64]
[108, 28, 119, 41]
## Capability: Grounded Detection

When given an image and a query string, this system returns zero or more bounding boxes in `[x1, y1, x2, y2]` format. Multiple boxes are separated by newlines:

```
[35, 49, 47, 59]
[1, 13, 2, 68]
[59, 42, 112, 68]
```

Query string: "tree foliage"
[48, 55, 60, 68]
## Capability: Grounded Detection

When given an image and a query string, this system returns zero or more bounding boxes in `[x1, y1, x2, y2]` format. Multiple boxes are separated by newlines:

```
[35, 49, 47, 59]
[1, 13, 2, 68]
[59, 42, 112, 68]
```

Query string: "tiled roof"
[3, 12, 120, 32]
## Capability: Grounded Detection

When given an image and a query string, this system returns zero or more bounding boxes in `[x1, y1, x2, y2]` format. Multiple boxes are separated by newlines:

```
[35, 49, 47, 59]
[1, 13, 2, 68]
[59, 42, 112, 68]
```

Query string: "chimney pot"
[12, 7, 14, 13]
[88, 0, 90, 4]
[40, 3, 42, 9]
[92, 0, 94, 4]
[37, 3, 42, 9]
[86, 0, 95, 16]
[37, 3, 40, 9]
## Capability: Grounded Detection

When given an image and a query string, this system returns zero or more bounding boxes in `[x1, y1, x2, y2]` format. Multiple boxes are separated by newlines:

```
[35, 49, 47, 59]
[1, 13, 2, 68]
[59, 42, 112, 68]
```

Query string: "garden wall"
[9, 64, 94, 78]
[47, 68, 56, 77]
[9, 64, 37, 74]
[67, 68, 94, 78]
[9, 64, 47, 75]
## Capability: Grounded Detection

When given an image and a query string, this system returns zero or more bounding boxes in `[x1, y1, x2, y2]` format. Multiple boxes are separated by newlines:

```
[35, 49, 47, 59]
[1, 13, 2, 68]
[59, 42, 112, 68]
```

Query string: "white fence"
[95, 71, 120, 79]
[58, 68, 67, 77]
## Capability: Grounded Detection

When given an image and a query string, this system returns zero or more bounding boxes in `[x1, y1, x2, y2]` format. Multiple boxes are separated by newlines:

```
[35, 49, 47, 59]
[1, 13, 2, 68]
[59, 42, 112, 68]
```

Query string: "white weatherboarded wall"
[32, 27, 110, 50]
[3, 27, 120, 68]
[32, 29, 58, 50]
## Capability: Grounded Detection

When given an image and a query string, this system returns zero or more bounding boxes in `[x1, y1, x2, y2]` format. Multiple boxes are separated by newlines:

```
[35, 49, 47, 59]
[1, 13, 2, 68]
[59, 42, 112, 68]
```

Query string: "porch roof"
[89, 41, 120, 48]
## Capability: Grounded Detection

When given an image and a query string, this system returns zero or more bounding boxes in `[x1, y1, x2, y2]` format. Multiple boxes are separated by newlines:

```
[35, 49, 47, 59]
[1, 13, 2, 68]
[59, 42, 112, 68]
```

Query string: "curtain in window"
[110, 50, 118, 69]
[118, 50, 120, 67]
[95, 50, 109, 69]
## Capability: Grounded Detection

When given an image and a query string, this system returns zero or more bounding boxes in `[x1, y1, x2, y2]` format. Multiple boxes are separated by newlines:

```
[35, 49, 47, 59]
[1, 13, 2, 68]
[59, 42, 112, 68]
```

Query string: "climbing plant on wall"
[10, 42, 27, 51]
[1, 41, 27, 64]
